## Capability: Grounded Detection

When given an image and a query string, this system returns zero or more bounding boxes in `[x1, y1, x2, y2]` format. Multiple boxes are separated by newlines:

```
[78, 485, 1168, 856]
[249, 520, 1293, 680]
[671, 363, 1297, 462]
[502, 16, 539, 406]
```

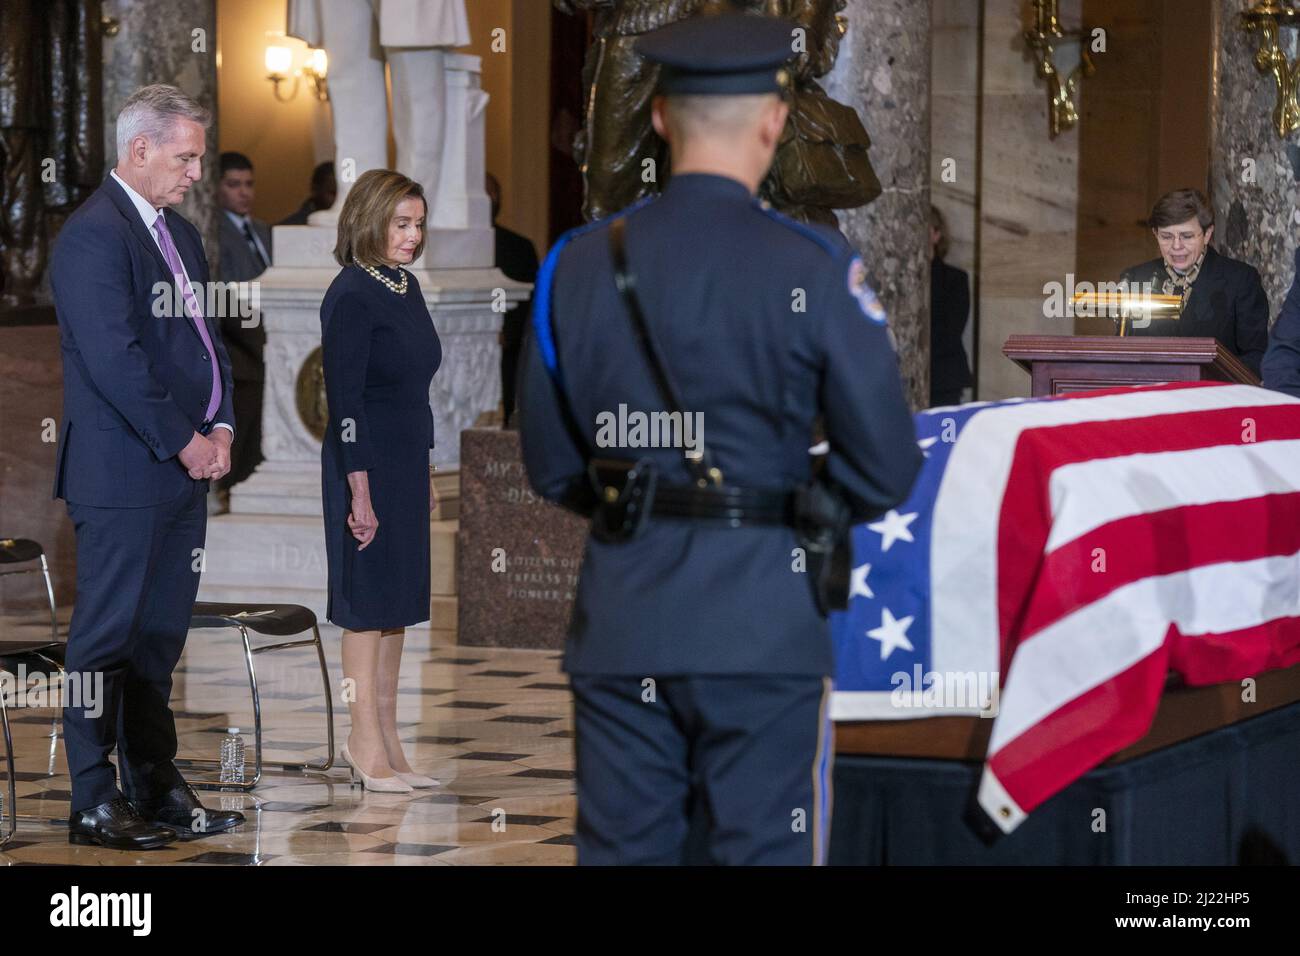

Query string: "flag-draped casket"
[831, 382, 1300, 832]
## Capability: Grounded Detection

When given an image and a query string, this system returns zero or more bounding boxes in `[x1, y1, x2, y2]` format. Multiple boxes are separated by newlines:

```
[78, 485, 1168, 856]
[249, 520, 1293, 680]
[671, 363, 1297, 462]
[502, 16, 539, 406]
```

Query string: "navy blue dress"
[320, 263, 442, 630]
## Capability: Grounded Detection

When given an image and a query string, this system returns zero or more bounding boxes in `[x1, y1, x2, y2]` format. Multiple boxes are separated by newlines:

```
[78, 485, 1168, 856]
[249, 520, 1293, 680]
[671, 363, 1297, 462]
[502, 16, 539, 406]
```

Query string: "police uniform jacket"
[519, 172, 922, 678]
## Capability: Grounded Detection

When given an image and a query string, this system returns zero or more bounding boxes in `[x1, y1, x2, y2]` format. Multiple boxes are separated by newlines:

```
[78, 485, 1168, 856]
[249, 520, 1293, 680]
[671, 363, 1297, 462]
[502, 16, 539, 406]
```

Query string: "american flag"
[830, 381, 1300, 833]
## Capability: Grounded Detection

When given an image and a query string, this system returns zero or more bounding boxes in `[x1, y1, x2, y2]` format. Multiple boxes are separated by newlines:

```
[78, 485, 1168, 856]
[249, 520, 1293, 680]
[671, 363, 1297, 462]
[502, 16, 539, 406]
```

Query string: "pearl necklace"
[361, 263, 408, 295]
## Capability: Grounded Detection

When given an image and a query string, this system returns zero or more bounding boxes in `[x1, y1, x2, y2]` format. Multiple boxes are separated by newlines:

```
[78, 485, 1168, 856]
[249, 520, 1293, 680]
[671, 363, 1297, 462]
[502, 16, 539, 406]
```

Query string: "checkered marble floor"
[0, 610, 577, 865]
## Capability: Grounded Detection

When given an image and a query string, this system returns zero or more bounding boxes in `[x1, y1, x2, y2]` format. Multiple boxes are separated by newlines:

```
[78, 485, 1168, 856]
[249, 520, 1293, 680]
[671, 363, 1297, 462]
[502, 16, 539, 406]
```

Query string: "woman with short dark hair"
[1120, 188, 1268, 375]
[321, 168, 442, 792]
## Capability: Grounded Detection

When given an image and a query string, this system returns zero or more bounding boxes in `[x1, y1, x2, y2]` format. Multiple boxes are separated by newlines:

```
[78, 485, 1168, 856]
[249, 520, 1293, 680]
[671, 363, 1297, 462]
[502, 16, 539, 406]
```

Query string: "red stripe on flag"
[990, 614, 1300, 815]
[1169, 614, 1300, 684]
[987, 639, 1170, 815]
[995, 404, 1300, 666]
[1017, 494, 1300, 639]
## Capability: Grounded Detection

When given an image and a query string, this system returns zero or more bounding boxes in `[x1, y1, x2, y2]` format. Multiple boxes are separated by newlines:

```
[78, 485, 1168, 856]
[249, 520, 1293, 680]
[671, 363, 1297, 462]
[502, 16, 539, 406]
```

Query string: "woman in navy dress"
[321, 169, 442, 792]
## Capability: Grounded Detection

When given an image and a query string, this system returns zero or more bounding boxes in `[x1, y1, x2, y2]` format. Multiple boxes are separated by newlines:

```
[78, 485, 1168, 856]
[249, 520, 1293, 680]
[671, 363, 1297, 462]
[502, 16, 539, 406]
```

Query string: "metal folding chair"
[0, 539, 63, 847]
[0, 641, 65, 847]
[0, 539, 58, 645]
[176, 603, 335, 791]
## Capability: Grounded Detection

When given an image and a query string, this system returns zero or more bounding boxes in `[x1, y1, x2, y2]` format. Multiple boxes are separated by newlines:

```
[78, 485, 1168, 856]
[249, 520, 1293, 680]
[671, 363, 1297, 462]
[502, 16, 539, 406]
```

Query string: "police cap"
[635, 11, 797, 96]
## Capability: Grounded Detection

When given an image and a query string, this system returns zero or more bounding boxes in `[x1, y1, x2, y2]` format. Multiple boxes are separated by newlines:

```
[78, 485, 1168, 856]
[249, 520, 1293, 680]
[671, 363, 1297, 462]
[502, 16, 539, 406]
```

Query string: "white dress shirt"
[110, 169, 232, 436]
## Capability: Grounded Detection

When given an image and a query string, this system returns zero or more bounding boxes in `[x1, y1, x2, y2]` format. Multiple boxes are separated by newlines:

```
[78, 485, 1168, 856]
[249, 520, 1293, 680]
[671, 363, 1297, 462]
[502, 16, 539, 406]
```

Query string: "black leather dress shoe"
[68, 798, 178, 849]
[136, 782, 245, 838]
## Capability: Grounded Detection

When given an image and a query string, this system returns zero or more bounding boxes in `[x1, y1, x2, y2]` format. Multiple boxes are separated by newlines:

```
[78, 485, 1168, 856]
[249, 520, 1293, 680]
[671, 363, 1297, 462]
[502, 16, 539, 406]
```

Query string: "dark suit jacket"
[519, 173, 920, 677]
[1262, 246, 1300, 398]
[495, 223, 539, 349]
[216, 210, 272, 382]
[217, 211, 272, 282]
[1120, 246, 1268, 376]
[49, 175, 236, 508]
[929, 257, 972, 397]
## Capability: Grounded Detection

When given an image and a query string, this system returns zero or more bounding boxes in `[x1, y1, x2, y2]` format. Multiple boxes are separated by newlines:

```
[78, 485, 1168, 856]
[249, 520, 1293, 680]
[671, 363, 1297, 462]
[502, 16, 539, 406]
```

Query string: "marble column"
[101, 0, 219, 260]
[975, 0, 1081, 402]
[1209, 1, 1298, 320]
[825, 0, 932, 409]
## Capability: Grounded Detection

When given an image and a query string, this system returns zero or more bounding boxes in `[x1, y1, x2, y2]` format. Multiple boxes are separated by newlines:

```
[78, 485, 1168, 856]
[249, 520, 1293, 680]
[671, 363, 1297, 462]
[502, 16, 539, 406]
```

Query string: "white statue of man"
[287, 0, 471, 224]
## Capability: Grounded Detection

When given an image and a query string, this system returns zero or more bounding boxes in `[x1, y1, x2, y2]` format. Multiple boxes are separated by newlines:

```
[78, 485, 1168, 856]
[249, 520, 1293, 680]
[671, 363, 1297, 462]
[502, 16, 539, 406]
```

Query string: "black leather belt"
[650, 483, 795, 526]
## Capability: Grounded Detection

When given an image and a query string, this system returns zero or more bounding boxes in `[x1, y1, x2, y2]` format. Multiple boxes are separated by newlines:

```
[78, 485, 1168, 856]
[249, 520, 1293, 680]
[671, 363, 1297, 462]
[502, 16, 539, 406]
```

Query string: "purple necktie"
[153, 211, 221, 422]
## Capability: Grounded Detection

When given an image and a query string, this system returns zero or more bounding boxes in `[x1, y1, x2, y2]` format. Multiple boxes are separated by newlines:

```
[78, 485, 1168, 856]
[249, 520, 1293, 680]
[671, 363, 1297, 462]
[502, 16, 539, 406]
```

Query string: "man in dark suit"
[1263, 247, 1300, 399]
[50, 84, 245, 848]
[1120, 188, 1268, 377]
[277, 161, 336, 226]
[486, 172, 539, 427]
[215, 151, 272, 500]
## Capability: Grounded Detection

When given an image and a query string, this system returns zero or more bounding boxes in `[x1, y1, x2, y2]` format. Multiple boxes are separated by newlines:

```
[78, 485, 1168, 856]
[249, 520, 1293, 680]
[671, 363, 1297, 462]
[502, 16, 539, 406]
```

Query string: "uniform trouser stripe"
[811, 676, 834, 865]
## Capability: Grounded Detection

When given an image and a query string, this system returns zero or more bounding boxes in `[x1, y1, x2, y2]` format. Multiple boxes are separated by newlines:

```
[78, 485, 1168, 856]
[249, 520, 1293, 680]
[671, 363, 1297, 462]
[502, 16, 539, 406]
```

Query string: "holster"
[587, 457, 659, 543]
[793, 480, 853, 616]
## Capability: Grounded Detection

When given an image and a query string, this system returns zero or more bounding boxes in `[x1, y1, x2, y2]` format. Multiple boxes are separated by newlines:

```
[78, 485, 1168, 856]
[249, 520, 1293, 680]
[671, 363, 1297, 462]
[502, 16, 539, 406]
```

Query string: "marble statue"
[286, 0, 471, 226]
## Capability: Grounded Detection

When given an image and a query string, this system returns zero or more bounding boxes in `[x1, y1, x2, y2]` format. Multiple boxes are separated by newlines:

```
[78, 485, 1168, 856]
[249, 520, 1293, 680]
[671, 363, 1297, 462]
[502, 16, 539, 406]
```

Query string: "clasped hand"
[178, 430, 232, 481]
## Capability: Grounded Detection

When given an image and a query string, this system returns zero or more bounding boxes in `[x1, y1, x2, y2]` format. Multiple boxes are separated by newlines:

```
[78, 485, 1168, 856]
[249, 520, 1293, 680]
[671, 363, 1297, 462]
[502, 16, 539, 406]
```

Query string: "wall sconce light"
[1242, 2, 1300, 138]
[1023, 0, 1097, 138]
[265, 32, 329, 103]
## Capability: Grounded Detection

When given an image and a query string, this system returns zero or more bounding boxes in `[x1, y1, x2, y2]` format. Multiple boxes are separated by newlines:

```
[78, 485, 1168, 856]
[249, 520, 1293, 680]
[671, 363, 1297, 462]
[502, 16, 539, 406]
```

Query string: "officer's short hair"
[664, 93, 778, 138]
[333, 169, 427, 268]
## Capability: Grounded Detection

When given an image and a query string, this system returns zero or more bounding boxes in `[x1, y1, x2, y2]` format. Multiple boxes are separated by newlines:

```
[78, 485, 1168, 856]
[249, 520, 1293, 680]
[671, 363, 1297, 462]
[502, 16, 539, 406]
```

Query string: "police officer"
[518, 10, 921, 865]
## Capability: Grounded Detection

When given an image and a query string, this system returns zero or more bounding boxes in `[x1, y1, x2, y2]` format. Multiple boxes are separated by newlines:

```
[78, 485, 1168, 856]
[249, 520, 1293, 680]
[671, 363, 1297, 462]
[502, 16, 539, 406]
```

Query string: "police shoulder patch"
[847, 257, 888, 326]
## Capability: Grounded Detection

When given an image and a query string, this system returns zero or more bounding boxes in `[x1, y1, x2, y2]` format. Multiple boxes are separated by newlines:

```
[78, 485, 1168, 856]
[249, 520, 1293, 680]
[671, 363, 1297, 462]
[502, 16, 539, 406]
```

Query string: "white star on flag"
[868, 509, 918, 552]
[850, 562, 873, 599]
[866, 608, 915, 660]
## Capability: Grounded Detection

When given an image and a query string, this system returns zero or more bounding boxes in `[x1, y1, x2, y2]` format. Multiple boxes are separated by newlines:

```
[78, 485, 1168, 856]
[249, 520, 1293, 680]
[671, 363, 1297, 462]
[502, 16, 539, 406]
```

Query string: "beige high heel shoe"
[394, 771, 441, 789]
[341, 744, 413, 794]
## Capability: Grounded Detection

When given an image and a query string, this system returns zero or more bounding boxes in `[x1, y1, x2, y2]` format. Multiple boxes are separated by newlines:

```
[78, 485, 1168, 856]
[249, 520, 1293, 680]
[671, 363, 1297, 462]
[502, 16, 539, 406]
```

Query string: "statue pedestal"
[196, 227, 529, 628]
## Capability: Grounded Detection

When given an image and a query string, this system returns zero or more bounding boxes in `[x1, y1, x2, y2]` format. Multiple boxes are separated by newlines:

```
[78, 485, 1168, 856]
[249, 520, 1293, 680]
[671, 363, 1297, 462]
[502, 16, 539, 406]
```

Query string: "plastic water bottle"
[219, 728, 245, 783]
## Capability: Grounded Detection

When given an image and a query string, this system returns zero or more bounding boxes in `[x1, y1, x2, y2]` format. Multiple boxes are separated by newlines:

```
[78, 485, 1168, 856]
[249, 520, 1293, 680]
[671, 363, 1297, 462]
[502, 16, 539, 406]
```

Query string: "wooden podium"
[1002, 334, 1260, 397]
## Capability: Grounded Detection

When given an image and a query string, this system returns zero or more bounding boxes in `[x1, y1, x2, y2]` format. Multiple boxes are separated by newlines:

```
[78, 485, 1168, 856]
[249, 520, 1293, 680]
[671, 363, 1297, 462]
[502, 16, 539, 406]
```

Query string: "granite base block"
[456, 429, 587, 650]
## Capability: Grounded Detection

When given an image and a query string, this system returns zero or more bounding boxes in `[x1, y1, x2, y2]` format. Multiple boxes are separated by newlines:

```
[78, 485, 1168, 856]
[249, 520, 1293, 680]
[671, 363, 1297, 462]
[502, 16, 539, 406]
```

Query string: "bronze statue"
[556, 0, 879, 226]
[0, 0, 104, 309]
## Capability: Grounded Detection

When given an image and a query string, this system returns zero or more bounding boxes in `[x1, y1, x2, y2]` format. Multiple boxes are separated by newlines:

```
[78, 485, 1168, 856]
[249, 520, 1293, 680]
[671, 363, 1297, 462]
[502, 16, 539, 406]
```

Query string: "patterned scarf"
[1161, 249, 1206, 308]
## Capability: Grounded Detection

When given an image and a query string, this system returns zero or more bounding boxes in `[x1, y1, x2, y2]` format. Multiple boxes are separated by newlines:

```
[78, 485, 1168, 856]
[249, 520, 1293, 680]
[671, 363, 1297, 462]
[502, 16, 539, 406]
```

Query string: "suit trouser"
[62, 481, 208, 812]
[569, 674, 833, 865]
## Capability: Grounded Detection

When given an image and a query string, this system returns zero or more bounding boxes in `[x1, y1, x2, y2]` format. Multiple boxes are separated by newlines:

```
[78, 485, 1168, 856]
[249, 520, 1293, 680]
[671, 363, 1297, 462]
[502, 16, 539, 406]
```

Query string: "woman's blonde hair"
[333, 169, 427, 268]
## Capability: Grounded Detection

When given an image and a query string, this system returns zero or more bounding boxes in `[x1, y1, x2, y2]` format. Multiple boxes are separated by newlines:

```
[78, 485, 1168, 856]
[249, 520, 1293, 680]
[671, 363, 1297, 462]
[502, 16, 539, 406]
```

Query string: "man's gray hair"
[115, 84, 211, 160]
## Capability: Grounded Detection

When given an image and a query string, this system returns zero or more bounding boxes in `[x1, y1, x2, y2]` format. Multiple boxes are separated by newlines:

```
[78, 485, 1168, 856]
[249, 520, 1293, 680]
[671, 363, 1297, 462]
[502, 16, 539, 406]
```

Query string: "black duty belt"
[650, 483, 795, 526]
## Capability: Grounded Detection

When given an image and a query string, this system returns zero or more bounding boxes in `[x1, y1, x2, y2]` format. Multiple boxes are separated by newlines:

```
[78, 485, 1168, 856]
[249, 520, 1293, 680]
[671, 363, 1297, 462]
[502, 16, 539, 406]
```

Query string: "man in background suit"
[278, 161, 337, 226]
[486, 172, 539, 427]
[1263, 248, 1300, 399]
[215, 151, 272, 502]
[50, 84, 245, 849]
